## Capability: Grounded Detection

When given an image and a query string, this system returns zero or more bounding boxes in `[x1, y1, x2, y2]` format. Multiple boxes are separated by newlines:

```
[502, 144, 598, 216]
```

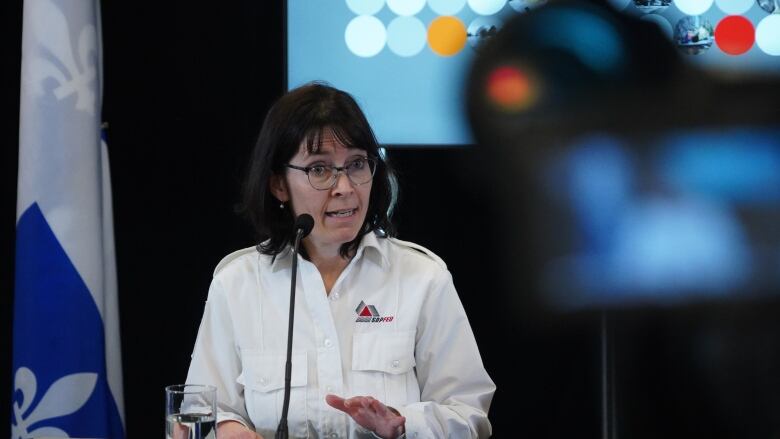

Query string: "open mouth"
[325, 208, 356, 218]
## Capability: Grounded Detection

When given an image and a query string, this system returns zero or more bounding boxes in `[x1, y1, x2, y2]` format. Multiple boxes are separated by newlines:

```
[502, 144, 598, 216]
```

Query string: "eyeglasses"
[285, 157, 377, 190]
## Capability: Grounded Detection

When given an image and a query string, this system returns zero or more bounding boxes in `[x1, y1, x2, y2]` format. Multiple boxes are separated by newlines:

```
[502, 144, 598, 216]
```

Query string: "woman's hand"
[217, 420, 264, 439]
[325, 394, 405, 439]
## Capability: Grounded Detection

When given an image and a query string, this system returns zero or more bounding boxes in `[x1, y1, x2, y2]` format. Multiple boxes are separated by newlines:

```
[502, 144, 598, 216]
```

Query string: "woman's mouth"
[325, 208, 356, 218]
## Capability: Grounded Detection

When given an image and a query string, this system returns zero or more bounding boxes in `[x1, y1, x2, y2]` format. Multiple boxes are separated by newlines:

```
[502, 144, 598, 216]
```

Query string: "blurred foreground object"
[465, 2, 780, 437]
[467, 0, 780, 312]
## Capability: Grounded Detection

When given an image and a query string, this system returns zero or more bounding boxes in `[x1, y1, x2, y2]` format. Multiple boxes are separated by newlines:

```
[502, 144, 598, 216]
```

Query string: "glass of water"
[165, 384, 217, 439]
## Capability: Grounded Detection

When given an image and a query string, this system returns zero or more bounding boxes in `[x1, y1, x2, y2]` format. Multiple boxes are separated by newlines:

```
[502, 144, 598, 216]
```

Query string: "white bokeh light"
[428, 0, 467, 15]
[387, 16, 427, 56]
[674, 0, 714, 16]
[715, 0, 753, 14]
[346, 0, 386, 15]
[756, 14, 780, 56]
[345, 15, 387, 57]
[387, 0, 426, 15]
[468, 0, 507, 15]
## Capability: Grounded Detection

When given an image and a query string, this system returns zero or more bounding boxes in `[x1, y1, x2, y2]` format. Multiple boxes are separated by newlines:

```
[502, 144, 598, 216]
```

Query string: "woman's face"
[271, 130, 373, 256]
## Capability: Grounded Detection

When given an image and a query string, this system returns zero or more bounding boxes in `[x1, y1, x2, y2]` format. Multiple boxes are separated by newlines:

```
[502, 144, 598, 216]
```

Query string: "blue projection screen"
[288, 0, 780, 146]
[286, 0, 526, 146]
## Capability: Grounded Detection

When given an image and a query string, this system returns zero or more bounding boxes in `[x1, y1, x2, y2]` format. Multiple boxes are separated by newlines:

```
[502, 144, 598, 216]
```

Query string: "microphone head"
[294, 214, 315, 238]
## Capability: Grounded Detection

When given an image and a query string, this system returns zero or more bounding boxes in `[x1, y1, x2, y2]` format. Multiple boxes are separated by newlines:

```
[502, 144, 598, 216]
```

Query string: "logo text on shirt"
[355, 300, 394, 323]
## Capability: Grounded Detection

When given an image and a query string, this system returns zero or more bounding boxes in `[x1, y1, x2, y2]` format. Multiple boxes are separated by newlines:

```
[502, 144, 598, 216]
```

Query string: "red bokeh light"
[715, 15, 755, 55]
[486, 65, 536, 111]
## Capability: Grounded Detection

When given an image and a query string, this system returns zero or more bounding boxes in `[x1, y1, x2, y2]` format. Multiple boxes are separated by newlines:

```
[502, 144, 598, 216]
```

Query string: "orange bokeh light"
[486, 65, 536, 111]
[428, 16, 467, 57]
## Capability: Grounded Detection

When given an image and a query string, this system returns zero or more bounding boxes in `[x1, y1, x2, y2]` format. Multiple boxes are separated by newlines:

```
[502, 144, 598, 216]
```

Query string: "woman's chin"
[306, 228, 361, 251]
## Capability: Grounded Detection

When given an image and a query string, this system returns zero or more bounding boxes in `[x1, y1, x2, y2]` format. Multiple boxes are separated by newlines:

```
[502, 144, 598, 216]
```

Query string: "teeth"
[328, 209, 354, 218]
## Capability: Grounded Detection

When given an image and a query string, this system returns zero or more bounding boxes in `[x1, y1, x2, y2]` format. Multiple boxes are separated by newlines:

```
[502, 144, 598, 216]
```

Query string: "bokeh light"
[674, 0, 714, 16]
[345, 15, 387, 57]
[387, 16, 427, 56]
[428, 16, 468, 56]
[714, 0, 753, 15]
[387, 0, 426, 16]
[715, 15, 754, 55]
[428, 0, 467, 15]
[486, 65, 537, 111]
[346, 0, 386, 15]
[468, 0, 507, 15]
[755, 14, 780, 56]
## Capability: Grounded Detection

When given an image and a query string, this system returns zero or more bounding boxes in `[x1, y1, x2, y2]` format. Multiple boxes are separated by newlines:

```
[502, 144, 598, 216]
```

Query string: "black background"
[3, 2, 780, 438]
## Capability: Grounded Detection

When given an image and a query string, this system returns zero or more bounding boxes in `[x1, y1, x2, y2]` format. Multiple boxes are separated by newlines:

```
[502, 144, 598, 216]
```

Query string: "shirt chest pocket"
[238, 350, 308, 438]
[351, 331, 417, 408]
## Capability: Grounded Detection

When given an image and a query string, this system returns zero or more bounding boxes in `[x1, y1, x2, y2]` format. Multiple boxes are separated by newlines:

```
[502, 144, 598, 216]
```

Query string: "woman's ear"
[270, 174, 289, 202]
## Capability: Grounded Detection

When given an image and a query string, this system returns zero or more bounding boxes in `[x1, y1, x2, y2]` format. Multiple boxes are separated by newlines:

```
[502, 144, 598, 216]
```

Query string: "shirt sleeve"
[400, 269, 495, 438]
[185, 276, 253, 429]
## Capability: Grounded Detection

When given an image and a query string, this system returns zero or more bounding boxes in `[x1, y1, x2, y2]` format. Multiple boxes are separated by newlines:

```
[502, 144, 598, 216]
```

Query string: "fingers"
[327, 395, 374, 416]
[341, 395, 372, 410]
[369, 398, 390, 416]
[325, 394, 347, 411]
[325, 394, 406, 433]
[326, 394, 374, 416]
[389, 415, 406, 429]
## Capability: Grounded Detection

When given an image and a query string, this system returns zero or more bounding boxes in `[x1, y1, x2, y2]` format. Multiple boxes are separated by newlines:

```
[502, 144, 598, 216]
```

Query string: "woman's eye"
[347, 159, 366, 171]
[309, 165, 328, 177]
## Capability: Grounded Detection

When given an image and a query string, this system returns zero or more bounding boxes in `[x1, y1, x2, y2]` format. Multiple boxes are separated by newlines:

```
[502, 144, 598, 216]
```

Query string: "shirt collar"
[268, 231, 389, 272]
[355, 231, 389, 269]
[269, 245, 293, 273]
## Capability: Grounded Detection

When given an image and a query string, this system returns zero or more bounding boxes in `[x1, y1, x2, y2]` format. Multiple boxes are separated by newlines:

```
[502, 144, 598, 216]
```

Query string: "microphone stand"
[276, 226, 306, 439]
[601, 309, 617, 439]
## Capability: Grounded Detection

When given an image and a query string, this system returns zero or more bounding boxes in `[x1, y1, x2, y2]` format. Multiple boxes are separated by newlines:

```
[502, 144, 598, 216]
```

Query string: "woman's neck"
[303, 242, 353, 295]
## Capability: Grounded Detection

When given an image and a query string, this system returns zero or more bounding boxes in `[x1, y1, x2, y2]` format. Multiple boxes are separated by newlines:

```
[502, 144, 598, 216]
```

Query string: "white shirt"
[186, 232, 495, 438]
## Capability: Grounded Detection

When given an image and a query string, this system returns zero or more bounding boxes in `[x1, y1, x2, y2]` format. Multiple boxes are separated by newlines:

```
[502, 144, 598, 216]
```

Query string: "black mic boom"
[276, 214, 313, 439]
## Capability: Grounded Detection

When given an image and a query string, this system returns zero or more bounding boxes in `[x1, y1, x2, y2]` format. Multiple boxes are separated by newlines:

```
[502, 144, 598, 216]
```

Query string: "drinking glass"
[165, 384, 217, 439]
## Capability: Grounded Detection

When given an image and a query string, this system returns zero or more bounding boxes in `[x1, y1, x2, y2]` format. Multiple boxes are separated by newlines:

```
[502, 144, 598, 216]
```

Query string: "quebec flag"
[12, 0, 125, 437]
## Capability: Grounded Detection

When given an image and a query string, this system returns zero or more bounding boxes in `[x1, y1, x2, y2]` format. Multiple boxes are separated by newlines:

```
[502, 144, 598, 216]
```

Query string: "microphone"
[276, 214, 314, 439]
[294, 214, 314, 240]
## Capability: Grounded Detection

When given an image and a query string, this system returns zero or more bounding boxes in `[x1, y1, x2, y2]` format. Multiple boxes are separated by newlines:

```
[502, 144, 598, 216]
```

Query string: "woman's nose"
[331, 170, 354, 196]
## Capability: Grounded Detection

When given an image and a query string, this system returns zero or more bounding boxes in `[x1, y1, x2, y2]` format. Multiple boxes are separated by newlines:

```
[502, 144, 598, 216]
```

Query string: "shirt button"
[332, 292, 340, 300]
[392, 360, 400, 368]
[326, 385, 333, 392]
[330, 433, 338, 438]
[324, 338, 333, 348]
[259, 377, 267, 385]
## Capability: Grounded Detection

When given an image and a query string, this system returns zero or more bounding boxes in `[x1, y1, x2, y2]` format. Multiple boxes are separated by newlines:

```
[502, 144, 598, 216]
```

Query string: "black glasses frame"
[284, 157, 377, 191]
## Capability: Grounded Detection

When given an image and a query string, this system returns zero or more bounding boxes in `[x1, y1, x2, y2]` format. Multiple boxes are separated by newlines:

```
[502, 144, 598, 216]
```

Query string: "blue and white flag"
[12, 0, 125, 437]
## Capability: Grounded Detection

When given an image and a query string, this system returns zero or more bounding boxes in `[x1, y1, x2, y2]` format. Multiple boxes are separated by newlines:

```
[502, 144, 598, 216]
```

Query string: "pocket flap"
[238, 350, 308, 392]
[352, 331, 415, 374]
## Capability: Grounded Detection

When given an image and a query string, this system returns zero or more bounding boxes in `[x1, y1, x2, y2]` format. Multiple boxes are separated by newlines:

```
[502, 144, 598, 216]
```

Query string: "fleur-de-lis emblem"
[25, 0, 98, 115]
[11, 366, 98, 439]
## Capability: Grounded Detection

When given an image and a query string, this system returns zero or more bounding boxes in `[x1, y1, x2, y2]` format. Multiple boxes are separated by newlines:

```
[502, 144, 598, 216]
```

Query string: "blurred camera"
[466, 0, 780, 313]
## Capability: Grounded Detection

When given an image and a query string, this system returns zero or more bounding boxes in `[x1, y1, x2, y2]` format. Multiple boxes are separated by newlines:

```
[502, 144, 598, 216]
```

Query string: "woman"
[186, 83, 495, 438]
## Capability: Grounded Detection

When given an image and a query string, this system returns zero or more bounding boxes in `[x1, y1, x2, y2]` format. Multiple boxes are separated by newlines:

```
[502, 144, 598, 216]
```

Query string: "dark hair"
[239, 82, 398, 258]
